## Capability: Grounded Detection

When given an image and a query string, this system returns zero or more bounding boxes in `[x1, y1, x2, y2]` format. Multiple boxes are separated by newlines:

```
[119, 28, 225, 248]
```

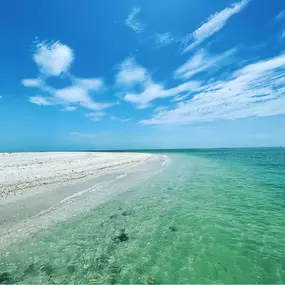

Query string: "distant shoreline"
[0, 146, 283, 154]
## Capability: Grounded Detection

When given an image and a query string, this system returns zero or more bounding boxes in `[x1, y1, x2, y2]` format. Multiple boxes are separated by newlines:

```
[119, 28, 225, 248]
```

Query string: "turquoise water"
[1, 148, 285, 284]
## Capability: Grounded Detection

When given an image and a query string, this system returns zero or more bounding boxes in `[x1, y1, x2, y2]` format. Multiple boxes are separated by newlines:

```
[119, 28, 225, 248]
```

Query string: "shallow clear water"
[1, 148, 285, 284]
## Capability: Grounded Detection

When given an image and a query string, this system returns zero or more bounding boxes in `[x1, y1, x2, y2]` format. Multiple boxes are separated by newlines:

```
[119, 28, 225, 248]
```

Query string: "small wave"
[116, 173, 127, 180]
[58, 186, 96, 204]
[35, 184, 102, 217]
[161, 155, 169, 166]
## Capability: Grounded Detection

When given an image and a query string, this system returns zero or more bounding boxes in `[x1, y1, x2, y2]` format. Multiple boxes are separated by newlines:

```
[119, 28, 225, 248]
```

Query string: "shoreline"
[0, 152, 169, 250]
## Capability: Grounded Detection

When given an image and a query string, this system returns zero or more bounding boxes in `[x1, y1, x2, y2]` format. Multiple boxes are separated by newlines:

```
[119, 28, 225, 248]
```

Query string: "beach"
[0, 152, 159, 200]
[0, 152, 167, 249]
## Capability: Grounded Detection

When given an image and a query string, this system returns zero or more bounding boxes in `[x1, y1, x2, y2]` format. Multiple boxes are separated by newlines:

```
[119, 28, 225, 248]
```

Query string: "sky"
[0, 0, 285, 151]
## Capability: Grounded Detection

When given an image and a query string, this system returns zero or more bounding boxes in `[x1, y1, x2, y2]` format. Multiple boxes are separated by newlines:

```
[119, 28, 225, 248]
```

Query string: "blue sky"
[0, 0, 285, 151]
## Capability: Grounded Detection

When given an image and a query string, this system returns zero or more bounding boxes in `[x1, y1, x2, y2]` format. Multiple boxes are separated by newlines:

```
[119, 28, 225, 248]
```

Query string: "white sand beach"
[0, 152, 168, 249]
[0, 152, 156, 200]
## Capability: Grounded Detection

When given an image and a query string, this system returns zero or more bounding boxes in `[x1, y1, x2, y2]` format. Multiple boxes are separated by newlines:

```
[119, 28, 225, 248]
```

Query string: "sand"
[0, 152, 168, 250]
[0, 152, 156, 200]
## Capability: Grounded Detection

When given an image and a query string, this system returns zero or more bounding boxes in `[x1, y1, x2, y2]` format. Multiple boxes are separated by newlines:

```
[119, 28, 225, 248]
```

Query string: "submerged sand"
[0, 152, 168, 250]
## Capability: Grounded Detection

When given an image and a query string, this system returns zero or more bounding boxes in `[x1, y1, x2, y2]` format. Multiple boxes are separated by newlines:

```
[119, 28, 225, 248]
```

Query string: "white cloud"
[61, 106, 77, 112]
[154, 106, 168, 113]
[21, 78, 42, 88]
[118, 57, 201, 109]
[116, 57, 149, 86]
[141, 53, 285, 125]
[33, 41, 74, 76]
[125, 7, 145, 33]
[25, 78, 113, 111]
[54, 86, 89, 103]
[171, 93, 191, 102]
[125, 80, 201, 109]
[23, 41, 114, 114]
[276, 10, 285, 21]
[183, 0, 249, 52]
[29, 96, 53, 106]
[155, 32, 175, 48]
[54, 85, 113, 111]
[85, 112, 106, 121]
[76, 78, 104, 90]
[175, 48, 236, 79]
[121, 117, 132, 122]
[125, 83, 163, 109]
[110, 116, 132, 122]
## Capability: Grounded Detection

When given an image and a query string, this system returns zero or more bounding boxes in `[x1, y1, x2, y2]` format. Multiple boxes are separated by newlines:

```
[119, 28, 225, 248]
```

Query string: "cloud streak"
[125, 7, 145, 33]
[85, 112, 106, 121]
[141, 54, 285, 125]
[124, 80, 201, 109]
[22, 78, 43, 88]
[28, 95, 54, 106]
[155, 32, 175, 48]
[183, 0, 249, 52]
[282, 30, 285, 40]
[175, 48, 236, 80]
[110, 116, 132, 122]
[61, 106, 77, 112]
[276, 10, 285, 21]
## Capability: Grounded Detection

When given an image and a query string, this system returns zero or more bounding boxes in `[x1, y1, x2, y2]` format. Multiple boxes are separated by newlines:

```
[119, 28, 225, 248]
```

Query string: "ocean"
[1, 148, 285, 284]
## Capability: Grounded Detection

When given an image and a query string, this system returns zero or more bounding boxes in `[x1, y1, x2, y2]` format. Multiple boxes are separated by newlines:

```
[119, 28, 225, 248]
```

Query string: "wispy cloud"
[75, 78, 104, 90]
[124, 80, 201, 109]
[171, 93, 191, 102]
[110, 116, 132, 122]
[183, 0, 249, 52]
[28, 95, 54, 106]
[175, 48, 236, 80]
[85, 112, 106, 121]
[53, 84, 109, 110]
[141, 53, 285, 125]
[154, 106, 168, 113]
[116, 57, 149, 86]
[155, 32, 175, 48]
[61, 106, 77, 112]
[121, 117, 132, 122]
[23, 40, 115, 115]
[125, 7, 145, 33]
[282, 30, 285, 40]
[116, 57, 201, 109]
[27, 81, 111, 111]
[276, 9, 285, 21]
[22, 78, 42, 88]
